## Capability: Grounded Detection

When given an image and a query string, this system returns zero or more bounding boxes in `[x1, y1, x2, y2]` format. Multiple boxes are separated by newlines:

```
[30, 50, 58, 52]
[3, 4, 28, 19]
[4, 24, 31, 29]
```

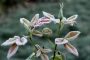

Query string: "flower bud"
[32, 30, 43, 37]
[42, 28, 52, 36]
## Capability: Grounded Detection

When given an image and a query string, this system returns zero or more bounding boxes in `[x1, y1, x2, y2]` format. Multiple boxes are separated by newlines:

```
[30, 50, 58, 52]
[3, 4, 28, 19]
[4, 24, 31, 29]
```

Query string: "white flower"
[1, 36, 27, 59]
[42, 11, 60, 23]
[42, 11, 78, 26]
[20, 14, 39, 28]
[35, 44, 52, 60]
[61, 15, 78, 26]
[20, 13, 52, 29]
[55, 31, 80, 56]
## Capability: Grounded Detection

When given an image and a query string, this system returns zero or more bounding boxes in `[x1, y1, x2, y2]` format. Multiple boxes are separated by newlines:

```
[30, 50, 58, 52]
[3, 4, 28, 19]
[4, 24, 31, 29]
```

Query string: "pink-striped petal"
[34, 17, 51, 27]
[64, 43, 79, 56]
[55, 38, 68, 45]
[31, 14, 39, 26]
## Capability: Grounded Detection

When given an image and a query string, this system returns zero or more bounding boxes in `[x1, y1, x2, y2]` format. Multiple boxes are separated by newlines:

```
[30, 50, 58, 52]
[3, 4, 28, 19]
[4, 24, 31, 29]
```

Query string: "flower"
[1, 36, 27, 59]
[42, 11, 78, 26]
[61, 15, 78, 26]
[35, 44, 52, 60]
[42, 11, 60, 23]
[20, 14, 39, 29]
[20, 13, 52, 29]
[55, 31, 80, 56]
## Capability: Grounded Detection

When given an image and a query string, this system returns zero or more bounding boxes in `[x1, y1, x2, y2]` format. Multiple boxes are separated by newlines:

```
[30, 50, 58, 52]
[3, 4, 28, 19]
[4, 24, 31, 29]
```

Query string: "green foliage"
[0, 0, 90, 60]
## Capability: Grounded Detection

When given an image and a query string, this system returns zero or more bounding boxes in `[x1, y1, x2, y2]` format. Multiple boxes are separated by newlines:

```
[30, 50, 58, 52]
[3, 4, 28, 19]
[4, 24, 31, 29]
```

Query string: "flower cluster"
[1, 10, 80, 60]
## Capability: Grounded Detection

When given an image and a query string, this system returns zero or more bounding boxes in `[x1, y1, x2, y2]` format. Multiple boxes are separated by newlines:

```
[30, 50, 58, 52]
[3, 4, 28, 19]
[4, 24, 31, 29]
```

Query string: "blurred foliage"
[0, 0, 90, 60]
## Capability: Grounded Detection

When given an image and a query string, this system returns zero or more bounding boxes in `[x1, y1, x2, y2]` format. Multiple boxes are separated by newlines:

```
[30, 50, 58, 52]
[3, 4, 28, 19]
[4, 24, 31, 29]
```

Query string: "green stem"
[28, 30, 38, 50]
[47, 39, 55, 48]
[53, 3, 64, 60]
[53, 44, 57, 60]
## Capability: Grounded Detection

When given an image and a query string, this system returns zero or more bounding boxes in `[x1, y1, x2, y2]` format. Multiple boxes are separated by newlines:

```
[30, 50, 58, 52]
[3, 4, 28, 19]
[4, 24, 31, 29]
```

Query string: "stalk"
[53, 3, 64, 60]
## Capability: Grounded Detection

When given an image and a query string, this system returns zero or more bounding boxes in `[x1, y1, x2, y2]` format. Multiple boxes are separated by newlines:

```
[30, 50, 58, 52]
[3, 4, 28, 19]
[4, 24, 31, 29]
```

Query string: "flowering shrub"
[1, 3, 80, 60]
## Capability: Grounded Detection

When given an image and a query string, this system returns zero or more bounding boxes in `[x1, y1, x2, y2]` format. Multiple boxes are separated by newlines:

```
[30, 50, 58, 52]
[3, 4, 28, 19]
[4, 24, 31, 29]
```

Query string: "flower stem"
[28, 30, 38, 50]
[53, 44, 57, 60]
[47, 39, 55, 48]
[53, 3, 64, 60]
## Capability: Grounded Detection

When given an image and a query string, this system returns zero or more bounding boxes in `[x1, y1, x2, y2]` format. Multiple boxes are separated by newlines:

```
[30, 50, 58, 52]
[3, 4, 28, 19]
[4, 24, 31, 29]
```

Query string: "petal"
[52, 19, 60, 23]
[65, 31, 80, 41]
[40, 54, 49, 60]
[42, 11, 55, 19]
[43, 49, 52, 53]
[7, 44, 19, 59]
[1, 38, 16, 46]
[20, 18, 30, 26]
[64, 43, 79, 56]
[39, 17, 51, 23]
[61, 17, 69, 24]
[20, 18, 31, 29]
[67, 15, 78, 21]
[34, 17, 51, 27]
[31, 14, 39, 26]
[16, 37, 27, 45]
[36, 49, 41, 57]
[35, 44, 41, 50]
[55, 38, 68, 45]
[61, 15, 78, 26]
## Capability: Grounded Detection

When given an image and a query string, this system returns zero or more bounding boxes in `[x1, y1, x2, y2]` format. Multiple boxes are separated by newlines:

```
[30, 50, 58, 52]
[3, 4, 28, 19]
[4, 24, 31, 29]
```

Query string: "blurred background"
[0, 0, 90, 60]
